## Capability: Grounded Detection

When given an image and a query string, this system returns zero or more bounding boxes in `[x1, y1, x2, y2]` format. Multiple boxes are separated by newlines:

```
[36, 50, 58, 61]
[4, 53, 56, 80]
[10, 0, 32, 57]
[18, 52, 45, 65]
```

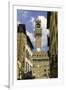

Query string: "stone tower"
[32, 19, 50, 79]
[35, 20, 42, 50]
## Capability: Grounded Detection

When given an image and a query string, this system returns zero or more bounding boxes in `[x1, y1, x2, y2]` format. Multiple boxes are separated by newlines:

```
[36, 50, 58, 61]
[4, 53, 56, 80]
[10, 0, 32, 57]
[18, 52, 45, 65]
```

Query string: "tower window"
[36, 22, 41, 28]
[44, 69, 46, 72]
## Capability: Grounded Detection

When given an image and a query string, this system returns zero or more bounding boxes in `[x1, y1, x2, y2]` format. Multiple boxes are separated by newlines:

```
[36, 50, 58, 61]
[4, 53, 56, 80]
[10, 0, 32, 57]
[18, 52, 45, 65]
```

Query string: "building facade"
[17, 24, 34, 80]
[47, 12, 58, 78]
[24, 35, 34, 79]
[25, 36, 33, 73]
[17, 24, 26, 80]
[32, 51, 49, 78]
[32, 19, 50, 79]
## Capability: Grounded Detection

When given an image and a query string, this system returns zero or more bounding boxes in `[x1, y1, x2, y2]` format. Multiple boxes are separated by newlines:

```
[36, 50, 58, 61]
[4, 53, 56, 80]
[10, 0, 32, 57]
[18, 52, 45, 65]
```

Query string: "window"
[37, 55, 38, 57]
[28, 63, 29, 72]
[30, 66, 32, 71]
[25, 62, 27, 72]
[44, 69, 46, 72]
[26, 50, 30, 59]
[36, 23, 40, 28]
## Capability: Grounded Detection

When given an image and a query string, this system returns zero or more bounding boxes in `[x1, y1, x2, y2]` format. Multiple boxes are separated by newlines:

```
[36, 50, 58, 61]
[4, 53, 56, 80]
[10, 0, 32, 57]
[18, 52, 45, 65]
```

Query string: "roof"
[17, 24, 26, 35]
[27, 35, 34, 49]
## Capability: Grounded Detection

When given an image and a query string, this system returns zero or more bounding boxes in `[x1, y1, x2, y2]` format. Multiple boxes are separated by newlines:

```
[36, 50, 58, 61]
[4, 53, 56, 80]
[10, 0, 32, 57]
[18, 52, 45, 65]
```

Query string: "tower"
[35, 20, 42, 50]
[32, 19, 50, 79]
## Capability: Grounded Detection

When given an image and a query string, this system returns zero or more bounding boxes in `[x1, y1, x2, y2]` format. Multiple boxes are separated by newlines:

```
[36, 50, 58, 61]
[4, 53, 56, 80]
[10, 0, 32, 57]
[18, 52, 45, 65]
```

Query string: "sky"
[17, 9, 49, 52]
